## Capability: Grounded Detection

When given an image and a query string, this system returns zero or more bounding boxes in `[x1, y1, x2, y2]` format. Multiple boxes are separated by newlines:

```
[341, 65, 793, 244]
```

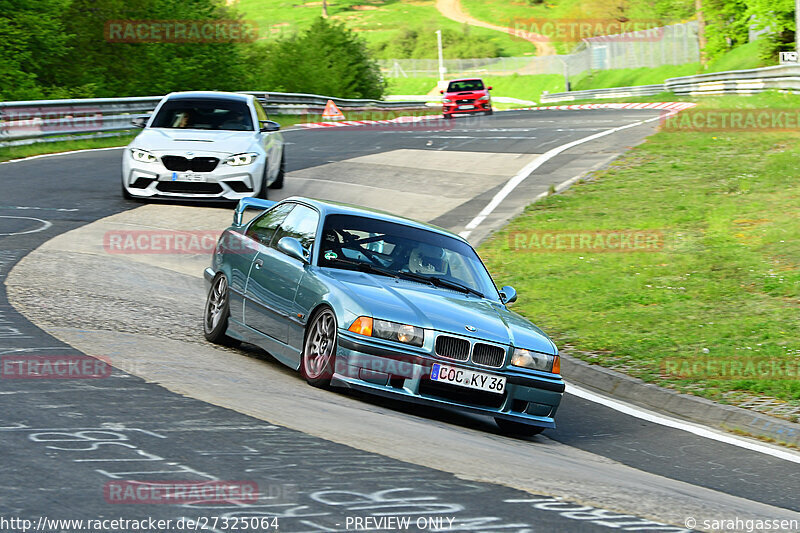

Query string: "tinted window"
[151, 98, 254, 131]
[272, 205, 319, 254]
[246, 203, 294, 246]
[319, 215, 500, 300]
[447, 79, 484, 92]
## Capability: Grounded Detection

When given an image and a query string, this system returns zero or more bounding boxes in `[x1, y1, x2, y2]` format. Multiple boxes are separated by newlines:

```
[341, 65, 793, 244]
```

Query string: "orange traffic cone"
[322, 99, 345, 121]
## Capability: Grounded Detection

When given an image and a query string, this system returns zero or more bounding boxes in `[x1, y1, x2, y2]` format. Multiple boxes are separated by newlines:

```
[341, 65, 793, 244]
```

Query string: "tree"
[250, 18, 385, 99]
[0, 0, 71, 100]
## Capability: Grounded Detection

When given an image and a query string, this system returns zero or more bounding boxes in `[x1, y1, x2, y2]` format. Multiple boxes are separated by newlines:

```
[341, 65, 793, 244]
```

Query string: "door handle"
[254, 258, 263, 269]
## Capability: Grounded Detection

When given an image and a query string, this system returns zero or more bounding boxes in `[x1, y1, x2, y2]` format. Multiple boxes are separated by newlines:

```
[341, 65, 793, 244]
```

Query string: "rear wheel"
[203, 274, 240, 347]
[268, 151, 285, 189]
[495, 418, 545, 437]
[301, 308, 338, 388]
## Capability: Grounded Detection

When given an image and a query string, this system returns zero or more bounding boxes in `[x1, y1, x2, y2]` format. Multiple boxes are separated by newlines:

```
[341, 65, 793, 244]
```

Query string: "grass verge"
[478, 92, 800, 404]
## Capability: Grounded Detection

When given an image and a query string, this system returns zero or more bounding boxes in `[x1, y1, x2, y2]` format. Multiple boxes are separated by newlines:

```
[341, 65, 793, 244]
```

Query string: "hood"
[323, 269, 556, 355]
[131, 128, 259, 155]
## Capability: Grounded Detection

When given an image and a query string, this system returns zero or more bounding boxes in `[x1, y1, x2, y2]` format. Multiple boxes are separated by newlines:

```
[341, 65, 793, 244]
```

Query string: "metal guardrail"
[664, 64, 800, 95]
[538, 64, 800, 103]
[540, 84, 665, 103]
[0, 92, 427, 146]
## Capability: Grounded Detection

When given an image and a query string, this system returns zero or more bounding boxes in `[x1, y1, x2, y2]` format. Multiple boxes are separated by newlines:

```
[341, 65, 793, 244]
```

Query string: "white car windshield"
[151, 98, 254, 131]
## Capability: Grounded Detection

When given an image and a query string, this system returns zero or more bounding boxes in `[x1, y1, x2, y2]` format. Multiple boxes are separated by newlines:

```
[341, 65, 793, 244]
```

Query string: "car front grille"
[456, 99, 474, 105]
[435, 335, 469, 361]
[472, 343, 506, 368]
[161, 155, 219, 172]
[156, 181, 223, 194]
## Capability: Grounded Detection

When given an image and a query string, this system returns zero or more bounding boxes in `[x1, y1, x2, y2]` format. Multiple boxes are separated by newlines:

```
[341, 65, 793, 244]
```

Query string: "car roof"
[447, 78, 484, 83]
[282, 197, 468, 244]
[164, 91, 252, 103]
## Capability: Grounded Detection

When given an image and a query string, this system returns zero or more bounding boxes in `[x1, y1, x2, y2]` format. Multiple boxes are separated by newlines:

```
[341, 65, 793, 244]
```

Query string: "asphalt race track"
[1, 109, 799, 532]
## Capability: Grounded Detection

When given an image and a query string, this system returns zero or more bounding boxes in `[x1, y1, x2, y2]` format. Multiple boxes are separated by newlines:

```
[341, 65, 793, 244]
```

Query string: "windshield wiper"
[424, 276, 485, 299]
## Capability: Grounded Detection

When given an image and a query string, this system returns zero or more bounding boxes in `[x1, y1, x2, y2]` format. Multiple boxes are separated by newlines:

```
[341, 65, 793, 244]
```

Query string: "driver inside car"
[408, 243, 448, 276]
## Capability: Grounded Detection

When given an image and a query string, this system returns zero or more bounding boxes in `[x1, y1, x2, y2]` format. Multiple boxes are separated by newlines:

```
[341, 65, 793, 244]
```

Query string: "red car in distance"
[440, 78, 493, 119]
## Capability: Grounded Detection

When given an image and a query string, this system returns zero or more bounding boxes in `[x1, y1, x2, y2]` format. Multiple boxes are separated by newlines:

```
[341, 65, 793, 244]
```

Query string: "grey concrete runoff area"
[1, 109, 799, 532]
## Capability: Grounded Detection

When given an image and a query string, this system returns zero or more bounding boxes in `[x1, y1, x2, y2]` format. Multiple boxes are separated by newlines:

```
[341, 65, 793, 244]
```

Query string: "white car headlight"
[442, 98, 452, 103]
[511, 348, 558, 372]
[130, 149, 157, 163]
[477, 94, 490, 101]
[224, 153, 259, 166]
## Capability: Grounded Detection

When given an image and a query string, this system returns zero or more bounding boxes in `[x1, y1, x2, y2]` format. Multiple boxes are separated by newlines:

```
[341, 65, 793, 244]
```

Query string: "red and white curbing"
[518, 102, 697, 112]
[298, 102, 697, 128]
[300, 115, 444, 129]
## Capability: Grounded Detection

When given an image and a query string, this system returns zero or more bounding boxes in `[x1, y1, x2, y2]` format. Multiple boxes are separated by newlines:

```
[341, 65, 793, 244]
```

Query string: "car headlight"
[511, 348, 559, 373]
[477, 94, 490, 101]
[348, 317, 424, 347]
[442, 98, 452, 103]
[130, 148, 157, 163]
[224, 153, 259, 166]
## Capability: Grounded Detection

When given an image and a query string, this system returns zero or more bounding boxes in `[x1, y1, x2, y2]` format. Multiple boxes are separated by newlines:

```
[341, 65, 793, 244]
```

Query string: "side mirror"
[131, 115, 149, 128]
[439, 90, 444, 94]
[499, 285, 517, 304]
[260, 120, 281, 132]
[487, 86, 493, 90]
[277, 236, 308, 263]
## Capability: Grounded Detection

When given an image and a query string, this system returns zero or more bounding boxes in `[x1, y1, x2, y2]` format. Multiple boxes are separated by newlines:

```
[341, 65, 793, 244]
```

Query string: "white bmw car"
[122, 91, 285, 201]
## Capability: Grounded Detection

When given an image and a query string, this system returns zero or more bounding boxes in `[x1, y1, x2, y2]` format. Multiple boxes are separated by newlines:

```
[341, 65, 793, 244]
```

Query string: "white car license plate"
[458, 105, 474, 110]
[164, 172, 205, 182]
[431, 363, 506, 394]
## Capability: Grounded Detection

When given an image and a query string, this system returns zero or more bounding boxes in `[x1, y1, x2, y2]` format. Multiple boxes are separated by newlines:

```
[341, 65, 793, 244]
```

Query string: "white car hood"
[131, 128, 260, 155]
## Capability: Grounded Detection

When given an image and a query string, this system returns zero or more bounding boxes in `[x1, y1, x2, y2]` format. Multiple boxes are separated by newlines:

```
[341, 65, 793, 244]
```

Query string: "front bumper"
[334, 330, 563, 429]
[123, 156, 265, 201]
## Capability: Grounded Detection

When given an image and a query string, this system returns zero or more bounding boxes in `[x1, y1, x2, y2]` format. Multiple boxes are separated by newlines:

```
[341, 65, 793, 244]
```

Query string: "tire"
[301, 307, 338, 388]
[268, 151, 285, 189]
[203, 274, 240, 347]
[121, 175, 133, 200]
[443, 113, 453, 120]
[485, 108, 494, 116]
[495, 418, 545, 437]
[256, 165, 269, 199]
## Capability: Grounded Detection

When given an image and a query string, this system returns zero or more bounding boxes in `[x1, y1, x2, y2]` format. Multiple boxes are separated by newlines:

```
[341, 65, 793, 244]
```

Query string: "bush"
[247, 18, 385, 99]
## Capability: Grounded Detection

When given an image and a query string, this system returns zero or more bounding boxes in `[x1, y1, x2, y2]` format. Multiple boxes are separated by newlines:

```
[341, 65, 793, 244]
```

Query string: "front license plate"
[431, 363, 506, 394]
[164, 172, 205, 182]
[458, 105, 475, 110]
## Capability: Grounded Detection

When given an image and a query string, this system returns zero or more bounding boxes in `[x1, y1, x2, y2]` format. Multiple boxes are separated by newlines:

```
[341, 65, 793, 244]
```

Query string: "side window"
[272, 205, 320, 255]
[245, 203, 294, 246]
[254, 100, 268, 123]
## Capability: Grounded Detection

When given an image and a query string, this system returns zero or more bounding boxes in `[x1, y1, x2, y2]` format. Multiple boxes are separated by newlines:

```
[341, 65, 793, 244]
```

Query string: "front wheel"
[301, 308, 338, 388]
[495, 418, 545, 437]
[269, 151, 285, 189]
[203, 274, 240, 346]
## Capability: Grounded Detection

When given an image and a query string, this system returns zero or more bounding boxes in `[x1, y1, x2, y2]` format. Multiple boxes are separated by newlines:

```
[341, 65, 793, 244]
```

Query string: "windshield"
[318, 214, 499, 300]
[447, 79, 484, 92]
[150, 98, 254, 131]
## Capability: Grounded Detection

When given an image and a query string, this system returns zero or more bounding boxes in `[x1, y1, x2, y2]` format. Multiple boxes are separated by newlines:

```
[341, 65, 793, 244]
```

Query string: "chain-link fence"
[378, 21, 699, 78]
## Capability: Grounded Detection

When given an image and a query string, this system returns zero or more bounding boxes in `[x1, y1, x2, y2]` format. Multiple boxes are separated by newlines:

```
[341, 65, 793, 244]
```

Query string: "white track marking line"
[459, 114, 664, 239]
[0, 215, 52, 235]
[567, 383, 800, 464]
